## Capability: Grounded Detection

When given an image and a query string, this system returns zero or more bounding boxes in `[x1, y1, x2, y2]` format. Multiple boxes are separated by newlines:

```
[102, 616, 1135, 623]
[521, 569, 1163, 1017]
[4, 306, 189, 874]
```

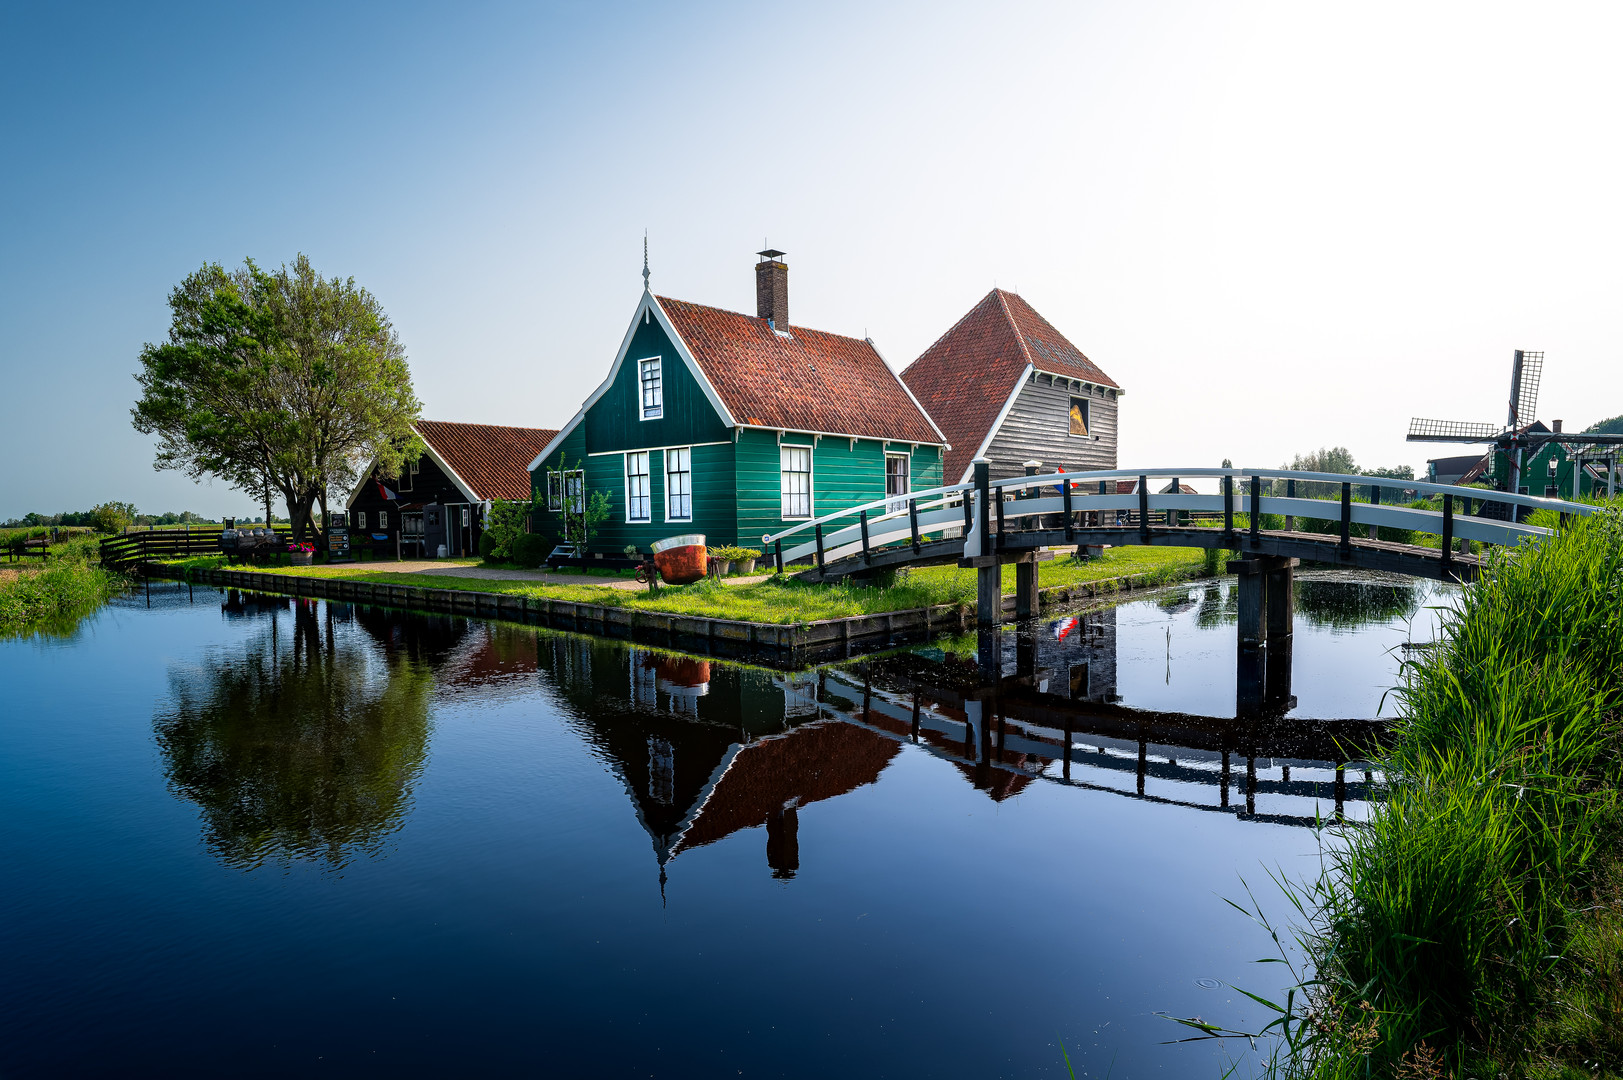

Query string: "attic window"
[1069, 396, 1091, 438]
[639, 357, 663, 420]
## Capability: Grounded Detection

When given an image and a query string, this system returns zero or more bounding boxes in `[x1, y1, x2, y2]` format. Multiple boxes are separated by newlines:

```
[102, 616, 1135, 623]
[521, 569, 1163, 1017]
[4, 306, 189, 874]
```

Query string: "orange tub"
[651, 533, 707, 585]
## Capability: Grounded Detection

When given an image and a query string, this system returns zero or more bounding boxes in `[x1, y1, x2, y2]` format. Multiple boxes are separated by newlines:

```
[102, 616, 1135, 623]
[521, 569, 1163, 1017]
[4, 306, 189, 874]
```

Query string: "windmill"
[1407, 350, 1623, 499]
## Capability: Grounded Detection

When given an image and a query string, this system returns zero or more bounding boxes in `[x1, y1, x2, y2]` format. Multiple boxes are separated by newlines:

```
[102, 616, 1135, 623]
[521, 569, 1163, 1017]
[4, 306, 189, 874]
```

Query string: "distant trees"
[1584, 414, 1623, 436]
[1278, 447, 1415, 498]
[132, 255, 422, 545]
[89, 502, 138, 534]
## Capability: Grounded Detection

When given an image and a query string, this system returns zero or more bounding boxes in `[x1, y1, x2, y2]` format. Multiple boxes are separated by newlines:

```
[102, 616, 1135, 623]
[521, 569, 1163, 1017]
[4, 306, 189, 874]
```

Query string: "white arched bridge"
[763, 463, 1600, 634]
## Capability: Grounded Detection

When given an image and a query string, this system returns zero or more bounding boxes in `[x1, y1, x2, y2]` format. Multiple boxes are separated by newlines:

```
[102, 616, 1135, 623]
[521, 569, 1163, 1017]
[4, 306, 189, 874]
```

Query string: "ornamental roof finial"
[642, 231, 650, 290]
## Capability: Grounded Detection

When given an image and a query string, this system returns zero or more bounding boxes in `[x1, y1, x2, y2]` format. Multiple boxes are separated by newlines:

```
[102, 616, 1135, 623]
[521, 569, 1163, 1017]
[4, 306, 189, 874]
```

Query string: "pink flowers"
[287, 542, 315, 553]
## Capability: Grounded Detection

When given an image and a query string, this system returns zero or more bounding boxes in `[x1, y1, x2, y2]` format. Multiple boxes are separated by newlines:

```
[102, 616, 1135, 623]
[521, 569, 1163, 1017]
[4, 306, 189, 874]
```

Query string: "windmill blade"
[1407, 417, 1501, 442]
[1508, 349, 1543, 430]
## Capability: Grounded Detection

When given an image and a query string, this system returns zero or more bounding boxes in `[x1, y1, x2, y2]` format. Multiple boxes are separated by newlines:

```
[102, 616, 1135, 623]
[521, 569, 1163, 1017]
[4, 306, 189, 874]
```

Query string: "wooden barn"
[901, 290, 1123, 486]
[347, 420, 558, 558]
[528, 250, 947, 553]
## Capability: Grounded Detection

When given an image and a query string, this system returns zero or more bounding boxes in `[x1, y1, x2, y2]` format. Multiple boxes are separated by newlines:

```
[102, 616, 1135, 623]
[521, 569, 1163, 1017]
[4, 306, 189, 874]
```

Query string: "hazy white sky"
[3, 1, 1619, 518]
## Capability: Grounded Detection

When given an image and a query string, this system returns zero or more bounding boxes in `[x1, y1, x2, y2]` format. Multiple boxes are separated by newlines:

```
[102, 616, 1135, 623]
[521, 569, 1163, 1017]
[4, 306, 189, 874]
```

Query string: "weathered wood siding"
[981, 372, 1119, 481]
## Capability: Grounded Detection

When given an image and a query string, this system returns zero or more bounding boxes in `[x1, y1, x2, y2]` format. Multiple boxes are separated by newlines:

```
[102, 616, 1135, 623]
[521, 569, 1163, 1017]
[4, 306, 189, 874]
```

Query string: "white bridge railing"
[762, 465, 1601, 573]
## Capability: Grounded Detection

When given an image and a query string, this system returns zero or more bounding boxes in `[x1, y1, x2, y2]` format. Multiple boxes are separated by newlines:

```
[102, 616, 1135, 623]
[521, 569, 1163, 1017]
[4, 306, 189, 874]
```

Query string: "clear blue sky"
[4, 1, 1620, 519]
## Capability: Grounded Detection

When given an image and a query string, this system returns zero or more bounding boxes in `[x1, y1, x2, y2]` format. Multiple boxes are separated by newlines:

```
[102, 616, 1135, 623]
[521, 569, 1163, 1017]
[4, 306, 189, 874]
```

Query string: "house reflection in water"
[536, 637, 901, 885]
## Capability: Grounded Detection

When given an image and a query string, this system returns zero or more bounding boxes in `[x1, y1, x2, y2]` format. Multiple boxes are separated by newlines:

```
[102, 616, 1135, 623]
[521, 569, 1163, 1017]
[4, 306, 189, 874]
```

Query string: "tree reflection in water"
[154, 595, 434, 870]
[1295, 577, 1424, 632]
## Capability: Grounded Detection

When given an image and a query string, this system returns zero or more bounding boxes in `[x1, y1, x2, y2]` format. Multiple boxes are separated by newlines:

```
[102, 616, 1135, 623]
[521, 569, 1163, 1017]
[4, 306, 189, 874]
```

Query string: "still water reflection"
[0, 574, 1443, 1077]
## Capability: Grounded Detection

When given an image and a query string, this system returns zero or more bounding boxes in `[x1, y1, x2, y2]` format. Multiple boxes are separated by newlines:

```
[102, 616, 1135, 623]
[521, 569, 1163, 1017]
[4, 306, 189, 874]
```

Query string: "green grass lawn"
[155, 544, 1209, 624]
[907, 544, 1207, 595]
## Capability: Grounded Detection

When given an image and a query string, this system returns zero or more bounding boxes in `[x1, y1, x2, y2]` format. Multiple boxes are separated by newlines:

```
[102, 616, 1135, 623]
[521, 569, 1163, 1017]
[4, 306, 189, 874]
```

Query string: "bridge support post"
[1231, 558, 1268, 649]
[973, 459, 1000, 627]
[1015, 558, 1038, 619]
[1265, 557, 1296, 640]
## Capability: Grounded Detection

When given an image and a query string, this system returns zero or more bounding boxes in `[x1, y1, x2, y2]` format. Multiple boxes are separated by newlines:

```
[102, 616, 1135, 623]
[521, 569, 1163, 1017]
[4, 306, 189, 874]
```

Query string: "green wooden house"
[1469, 422, 1615, 501]
[528, 251, 948, 554]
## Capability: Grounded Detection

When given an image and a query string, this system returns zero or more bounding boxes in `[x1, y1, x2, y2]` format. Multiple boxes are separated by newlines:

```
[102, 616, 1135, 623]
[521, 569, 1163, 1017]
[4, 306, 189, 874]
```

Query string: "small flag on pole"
[376, 481, 398, 501]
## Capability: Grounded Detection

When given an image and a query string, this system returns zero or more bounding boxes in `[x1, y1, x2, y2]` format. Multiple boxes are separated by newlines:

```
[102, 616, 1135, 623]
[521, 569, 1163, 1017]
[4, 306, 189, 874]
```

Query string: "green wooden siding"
[533, 435, 738, 552]
[734, 427, 944, 547]
[1489, 441, 1598, 500]
[582, 315, 730, 453]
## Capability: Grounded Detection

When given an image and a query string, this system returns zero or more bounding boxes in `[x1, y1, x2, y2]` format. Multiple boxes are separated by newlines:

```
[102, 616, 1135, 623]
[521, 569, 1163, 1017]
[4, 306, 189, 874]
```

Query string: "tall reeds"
[1255, 508, 1623, 1077]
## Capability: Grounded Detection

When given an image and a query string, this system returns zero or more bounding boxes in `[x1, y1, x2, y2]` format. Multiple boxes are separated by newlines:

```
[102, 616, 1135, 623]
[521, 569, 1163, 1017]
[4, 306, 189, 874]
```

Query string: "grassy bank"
[156, 545, 1209, 625]
[0, 535, 127, 638]
[1242, 508, 1623, 1077]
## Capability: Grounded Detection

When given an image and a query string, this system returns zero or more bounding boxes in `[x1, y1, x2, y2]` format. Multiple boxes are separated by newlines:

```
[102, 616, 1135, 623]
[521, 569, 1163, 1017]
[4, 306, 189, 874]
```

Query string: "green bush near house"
[478, 531, 498, 561]
[510, 533, 550, 568]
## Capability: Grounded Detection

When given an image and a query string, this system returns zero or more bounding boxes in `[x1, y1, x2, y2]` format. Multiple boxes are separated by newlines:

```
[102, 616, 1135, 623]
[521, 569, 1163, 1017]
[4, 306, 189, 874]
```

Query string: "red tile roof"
[902, 289, 1119, 483]
[656, 297, 944, 445]
[415, 420, 560, 501]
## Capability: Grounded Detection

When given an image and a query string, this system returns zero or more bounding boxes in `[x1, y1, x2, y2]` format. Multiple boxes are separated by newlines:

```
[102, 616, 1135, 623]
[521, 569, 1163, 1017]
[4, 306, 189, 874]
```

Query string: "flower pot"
[291, 552, 313, 567]
[736, 557, 756, 575]
[651, 534, 706, 585]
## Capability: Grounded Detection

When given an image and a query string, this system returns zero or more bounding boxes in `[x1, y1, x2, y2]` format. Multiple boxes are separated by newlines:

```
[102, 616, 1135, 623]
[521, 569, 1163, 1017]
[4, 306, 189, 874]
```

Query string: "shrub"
[510, 532, 550, 568]
[478, 531, 498, 560]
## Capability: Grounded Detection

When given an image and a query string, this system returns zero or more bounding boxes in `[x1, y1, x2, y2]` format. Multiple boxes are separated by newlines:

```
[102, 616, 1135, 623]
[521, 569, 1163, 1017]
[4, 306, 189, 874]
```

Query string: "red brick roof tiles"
[902, 289, 1119, 483]
[656, 296, 945, 445]
[415, 420, 560, 501]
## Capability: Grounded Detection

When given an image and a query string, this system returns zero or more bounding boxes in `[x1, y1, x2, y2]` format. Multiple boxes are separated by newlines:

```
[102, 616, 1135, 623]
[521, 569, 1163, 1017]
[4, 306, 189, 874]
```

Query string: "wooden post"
[1138, 474, 1150, 541]
[1339, 482, 1352, 553]
[1265, 557, 1295, 639]
[814, 524, 826, 570]
[1285, 478, 1295, 532]
[974, 459, 991, 558]
[1167, 477, 1179, 526]
[1062, 480, 1074, 541]
[1440, 494, 1454, 569]
[1232, 558, 1266, 648]
[994, 487, 1005, 548]
[859, 510, 871, 564]
[774, 539, 784, 574]
[1250, 475, 1261, 545]
[1369, 484, 1381, 540]
[1015, 555, 1038, 620]
[1223, 474, 1234, 538]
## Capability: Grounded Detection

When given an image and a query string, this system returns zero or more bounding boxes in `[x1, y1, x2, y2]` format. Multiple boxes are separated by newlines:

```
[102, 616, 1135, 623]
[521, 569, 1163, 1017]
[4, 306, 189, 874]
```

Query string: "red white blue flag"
[375, 481, 398, 501]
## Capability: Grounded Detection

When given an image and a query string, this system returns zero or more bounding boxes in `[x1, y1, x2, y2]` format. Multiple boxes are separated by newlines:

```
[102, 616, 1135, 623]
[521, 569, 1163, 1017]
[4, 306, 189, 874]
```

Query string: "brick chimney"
[755, 248, 788, 328]
[1552, 419, 1563, 433]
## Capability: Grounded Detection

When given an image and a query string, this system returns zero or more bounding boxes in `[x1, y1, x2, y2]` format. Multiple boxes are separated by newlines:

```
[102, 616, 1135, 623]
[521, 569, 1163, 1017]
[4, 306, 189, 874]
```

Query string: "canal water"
[0, 572, 1454, 1077]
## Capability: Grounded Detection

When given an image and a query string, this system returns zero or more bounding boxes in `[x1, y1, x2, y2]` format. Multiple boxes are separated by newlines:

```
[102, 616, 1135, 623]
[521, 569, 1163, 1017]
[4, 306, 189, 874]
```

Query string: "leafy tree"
[89, 501, 138, 534]
[1361, 464, 1415, 481]
[132, 255, 422, 545]
[1584, 413, 1623, 436]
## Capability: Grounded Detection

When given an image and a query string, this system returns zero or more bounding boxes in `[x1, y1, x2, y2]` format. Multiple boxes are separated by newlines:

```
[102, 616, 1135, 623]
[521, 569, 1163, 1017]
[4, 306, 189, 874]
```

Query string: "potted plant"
[735, 547, 761, 574]
[287, 541, 315, 567]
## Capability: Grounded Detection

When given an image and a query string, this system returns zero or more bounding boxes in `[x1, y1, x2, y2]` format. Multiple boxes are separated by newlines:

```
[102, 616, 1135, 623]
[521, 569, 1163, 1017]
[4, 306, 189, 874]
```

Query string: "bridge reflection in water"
[532, 609, 1387, 888]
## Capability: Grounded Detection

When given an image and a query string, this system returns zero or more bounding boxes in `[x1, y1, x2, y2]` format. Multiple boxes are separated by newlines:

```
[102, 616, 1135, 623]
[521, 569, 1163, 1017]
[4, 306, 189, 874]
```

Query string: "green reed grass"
[1182, 508, 1623, 1077]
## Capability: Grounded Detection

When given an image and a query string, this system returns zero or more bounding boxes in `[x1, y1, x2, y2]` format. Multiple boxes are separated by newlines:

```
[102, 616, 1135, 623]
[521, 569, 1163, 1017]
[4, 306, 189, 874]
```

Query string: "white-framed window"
[379, 510, 388, 529]
[462, 506, 470, 527]
[639, 358, 663, 420]
[781, 445, 812, 519]
[400, 457, 419, 491]
[665, 447, 692, 521]
[625, 451, 651, 521]
[886, 452, 910, 513]
[549, 468, 584, 513]
[357, 511, 366, 530]
[564, 470, 584, 513]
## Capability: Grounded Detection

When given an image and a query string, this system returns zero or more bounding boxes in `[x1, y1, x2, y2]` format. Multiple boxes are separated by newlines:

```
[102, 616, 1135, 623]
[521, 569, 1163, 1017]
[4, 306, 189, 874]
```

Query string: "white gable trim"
[864, 335, 950, 446]
[525, 291, 737, 474]
[346, 426, 481, 508]
[648, 294, 738, 427]
[956, 363, 1033, 484]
